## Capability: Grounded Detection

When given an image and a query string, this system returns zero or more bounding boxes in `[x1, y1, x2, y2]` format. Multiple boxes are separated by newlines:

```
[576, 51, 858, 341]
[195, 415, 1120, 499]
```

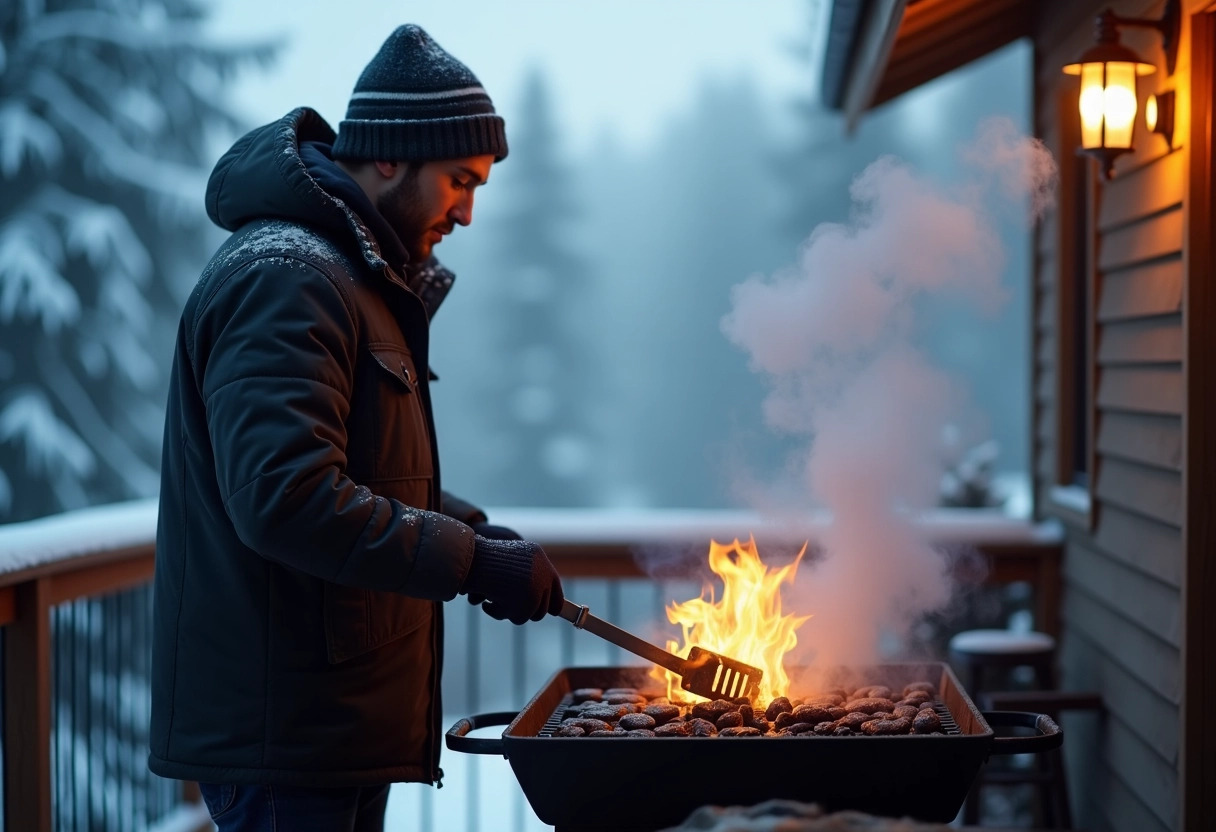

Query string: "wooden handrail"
[45, 545, 155, 606]
[0, 585, 14, 627]
[0, 543, 155, 593]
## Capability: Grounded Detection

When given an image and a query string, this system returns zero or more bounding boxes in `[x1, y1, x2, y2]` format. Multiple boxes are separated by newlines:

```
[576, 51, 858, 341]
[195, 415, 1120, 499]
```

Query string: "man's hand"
[461, 530, 564, 625]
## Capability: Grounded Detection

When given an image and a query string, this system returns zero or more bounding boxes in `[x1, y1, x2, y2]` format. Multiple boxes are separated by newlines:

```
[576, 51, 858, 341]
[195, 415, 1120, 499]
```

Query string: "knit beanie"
[332, 25, 508, 162]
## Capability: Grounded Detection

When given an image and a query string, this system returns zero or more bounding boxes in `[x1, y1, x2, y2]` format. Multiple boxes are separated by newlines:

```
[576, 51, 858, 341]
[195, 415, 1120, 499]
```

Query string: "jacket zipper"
[383, 263, 444, 785]
[430, 598, 443, 786]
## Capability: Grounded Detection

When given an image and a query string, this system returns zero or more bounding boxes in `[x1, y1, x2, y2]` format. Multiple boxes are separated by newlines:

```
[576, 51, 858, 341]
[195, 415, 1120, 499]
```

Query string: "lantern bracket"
[1098, 0, 1180, 76]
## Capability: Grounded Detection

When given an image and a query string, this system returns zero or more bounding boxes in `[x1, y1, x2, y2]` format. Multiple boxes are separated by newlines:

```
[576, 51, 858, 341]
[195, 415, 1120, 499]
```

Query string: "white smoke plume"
[719, 117, 1056, 680]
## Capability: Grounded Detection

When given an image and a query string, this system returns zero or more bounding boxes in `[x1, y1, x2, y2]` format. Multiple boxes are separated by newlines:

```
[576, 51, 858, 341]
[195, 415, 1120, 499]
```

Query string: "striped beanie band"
[333, 25, 508, 162]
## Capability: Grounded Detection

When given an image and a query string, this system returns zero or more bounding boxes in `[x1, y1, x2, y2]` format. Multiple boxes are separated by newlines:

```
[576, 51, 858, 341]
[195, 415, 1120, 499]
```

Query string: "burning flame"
[654, 537, 810, 704]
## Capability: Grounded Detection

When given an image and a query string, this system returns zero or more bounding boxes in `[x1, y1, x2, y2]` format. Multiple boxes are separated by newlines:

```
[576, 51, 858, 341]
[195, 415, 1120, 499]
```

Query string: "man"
[149, 25, 564, 830]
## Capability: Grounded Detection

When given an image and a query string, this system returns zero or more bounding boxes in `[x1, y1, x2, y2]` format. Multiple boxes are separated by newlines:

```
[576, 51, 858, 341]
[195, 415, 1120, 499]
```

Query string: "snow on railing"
[490, 505, 1062, 546]
[0, 498, 158, 578]
[0, 496, 1065, 581]
[0, 499, 1062, 579]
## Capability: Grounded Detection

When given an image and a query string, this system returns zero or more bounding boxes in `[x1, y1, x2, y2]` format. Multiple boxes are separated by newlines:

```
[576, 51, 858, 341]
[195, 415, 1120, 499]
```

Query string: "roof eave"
[820, 0, 909, 132]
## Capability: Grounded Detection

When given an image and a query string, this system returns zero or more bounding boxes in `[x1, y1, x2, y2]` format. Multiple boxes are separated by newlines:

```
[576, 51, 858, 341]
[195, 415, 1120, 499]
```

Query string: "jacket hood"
[205, 107, 459, 315]
[206, 107, 398, 275]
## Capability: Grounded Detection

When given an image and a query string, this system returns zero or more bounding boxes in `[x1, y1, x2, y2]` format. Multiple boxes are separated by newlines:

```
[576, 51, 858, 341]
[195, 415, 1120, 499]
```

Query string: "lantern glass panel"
[1078, 63, 1106, 148]
[1103, 61, 1138, 148]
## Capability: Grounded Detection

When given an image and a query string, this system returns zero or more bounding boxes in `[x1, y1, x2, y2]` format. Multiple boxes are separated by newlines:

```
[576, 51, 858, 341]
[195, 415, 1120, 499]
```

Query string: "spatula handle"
[558, 600, 687, 677]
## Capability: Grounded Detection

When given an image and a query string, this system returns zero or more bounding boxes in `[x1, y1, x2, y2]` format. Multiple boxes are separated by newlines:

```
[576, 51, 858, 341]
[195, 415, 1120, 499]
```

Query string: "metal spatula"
[558, 599, 763, 701]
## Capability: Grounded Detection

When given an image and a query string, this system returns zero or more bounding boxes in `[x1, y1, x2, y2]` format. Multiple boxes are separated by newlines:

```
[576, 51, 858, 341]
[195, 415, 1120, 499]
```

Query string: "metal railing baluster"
[75, 600, 87, 832]
[50, 606, 60, 832]
[105, 595, 115, 829]
[466, 597, 480, 832]
[135, 590, 149, 826]
[119, 590, 130, 832]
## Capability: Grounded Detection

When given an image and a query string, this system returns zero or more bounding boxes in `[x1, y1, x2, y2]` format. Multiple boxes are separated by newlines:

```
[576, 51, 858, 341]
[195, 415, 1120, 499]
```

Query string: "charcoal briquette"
[716, 711, 743, 729]
[643, 704, 681, 725]
[618, 713, 657, 731]
[913, 710, 942, 734]
[654, 721, 691, 737]
[719, 726, 762, 737]
[764, 696, 793, 722]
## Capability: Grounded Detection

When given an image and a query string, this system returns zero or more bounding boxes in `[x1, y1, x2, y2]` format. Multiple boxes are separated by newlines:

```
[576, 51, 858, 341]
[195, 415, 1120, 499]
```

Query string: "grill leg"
[961, 779, 982, 825]
[1044, 747, 1072, 829]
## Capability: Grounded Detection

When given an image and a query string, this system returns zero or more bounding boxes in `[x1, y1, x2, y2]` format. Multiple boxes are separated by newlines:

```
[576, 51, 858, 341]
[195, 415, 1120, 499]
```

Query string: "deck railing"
[0, 499, 1062, 831]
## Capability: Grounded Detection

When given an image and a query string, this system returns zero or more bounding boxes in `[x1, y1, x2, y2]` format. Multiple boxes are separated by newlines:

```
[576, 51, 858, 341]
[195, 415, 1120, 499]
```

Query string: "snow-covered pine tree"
[481, 68, 600, 506]
[0, 0, 274, 522]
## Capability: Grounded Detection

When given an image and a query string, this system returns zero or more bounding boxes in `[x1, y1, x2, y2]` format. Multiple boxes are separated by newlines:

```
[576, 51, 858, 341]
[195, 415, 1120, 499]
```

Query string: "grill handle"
[982, 710, 1064, 755]
[445, 711, 517, 756]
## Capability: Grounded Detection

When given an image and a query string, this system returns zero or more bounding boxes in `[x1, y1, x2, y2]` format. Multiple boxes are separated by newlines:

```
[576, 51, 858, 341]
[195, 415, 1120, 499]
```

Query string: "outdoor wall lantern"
[1062, 0, 1179, 179]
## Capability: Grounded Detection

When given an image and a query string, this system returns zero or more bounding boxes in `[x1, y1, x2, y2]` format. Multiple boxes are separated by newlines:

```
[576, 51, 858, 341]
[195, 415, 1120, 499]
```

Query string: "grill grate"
[539, 695, 962, 737]
[539, 695, 573, 737]
[933, 701, 961, 735]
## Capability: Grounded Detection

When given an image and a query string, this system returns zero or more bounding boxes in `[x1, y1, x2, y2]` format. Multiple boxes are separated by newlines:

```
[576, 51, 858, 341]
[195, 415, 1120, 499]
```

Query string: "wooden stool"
[948, 628, 1057, 694]
[948, 629, 1060, 827]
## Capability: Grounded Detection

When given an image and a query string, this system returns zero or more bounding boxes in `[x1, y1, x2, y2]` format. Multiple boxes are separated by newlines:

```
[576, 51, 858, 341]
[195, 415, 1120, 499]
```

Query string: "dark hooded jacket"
[149, 108, 485, 787]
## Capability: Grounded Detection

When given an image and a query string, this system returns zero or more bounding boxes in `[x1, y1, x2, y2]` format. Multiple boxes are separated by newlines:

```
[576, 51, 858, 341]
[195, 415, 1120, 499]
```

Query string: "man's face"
[376, 155, 495, 263]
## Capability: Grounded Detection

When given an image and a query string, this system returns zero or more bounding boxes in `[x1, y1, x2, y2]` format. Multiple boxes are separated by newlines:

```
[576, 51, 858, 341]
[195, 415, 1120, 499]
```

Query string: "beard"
[376, 167, 433, 263]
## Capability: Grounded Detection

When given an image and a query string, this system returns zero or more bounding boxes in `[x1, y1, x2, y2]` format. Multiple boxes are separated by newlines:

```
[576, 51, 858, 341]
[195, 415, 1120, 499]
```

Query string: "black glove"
[462, 533, 564, 625]
[463, 523, 522, 605]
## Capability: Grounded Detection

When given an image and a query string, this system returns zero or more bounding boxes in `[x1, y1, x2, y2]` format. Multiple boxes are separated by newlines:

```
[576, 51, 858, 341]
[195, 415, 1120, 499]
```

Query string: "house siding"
[1033, 2, 1191, 830]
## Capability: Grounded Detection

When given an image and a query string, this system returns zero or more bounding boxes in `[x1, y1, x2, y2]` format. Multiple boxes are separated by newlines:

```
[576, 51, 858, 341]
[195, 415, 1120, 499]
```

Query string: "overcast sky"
[205, 0, 816, 155]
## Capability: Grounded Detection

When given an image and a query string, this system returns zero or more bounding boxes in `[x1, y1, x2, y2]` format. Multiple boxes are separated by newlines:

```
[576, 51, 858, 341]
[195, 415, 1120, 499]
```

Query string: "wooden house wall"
[1032, 2, 1193, 829]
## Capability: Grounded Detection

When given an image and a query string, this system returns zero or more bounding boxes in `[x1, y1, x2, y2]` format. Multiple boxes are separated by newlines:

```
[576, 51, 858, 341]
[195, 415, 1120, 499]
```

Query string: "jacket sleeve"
[440, 491, 488, 526]
[189, 256, 475, 600]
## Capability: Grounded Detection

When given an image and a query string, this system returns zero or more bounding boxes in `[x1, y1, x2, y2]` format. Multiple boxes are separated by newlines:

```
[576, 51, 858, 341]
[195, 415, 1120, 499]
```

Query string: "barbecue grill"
[446, 662, 1061, 831]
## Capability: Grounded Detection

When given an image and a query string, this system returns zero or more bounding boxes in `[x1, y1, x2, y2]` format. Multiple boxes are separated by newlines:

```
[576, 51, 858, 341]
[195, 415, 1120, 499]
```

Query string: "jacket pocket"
[366, 344, 433, 480]
[324, 583, 432, 664]
[370, 345, 415, 393]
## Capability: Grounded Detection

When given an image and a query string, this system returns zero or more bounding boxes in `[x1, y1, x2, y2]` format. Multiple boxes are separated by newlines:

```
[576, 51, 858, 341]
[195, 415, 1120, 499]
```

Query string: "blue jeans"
[198, 782, 391, 832]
